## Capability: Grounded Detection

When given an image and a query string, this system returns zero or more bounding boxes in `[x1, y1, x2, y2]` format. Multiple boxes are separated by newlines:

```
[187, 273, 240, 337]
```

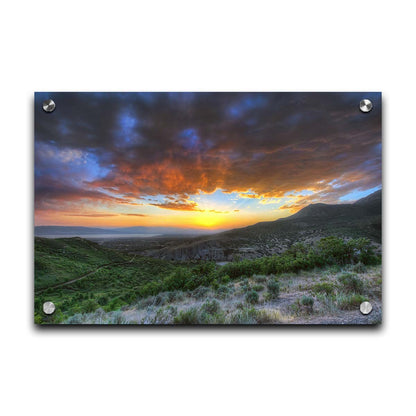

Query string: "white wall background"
[1, 1, 414, 415]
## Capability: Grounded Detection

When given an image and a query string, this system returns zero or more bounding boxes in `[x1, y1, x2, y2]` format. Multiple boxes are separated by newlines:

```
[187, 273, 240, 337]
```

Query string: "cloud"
[124, 213, 148, 217]
[64, 213, 119, 217]
[150, 201, 203, 212]
[35, 92, 381, 218]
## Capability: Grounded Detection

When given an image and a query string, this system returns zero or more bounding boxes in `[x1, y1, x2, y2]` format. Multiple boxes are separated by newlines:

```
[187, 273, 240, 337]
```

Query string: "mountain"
[137, 190, 381, 261]
[34, 225, 226, 237]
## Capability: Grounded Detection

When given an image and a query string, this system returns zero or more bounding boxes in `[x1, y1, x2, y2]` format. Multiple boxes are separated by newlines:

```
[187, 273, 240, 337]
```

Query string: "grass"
[312, 282, 335, 295]
[337, 273, 365, 294]
[36, 236, 381, 324]
[336, 293, 368, 310]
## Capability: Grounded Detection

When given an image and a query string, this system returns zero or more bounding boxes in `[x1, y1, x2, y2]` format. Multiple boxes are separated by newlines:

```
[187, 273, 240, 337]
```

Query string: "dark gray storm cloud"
[35, 92, 382, 211]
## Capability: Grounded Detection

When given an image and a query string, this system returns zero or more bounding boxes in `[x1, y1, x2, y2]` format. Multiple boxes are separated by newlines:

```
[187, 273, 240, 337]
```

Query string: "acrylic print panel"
[34, 92, 382, 325]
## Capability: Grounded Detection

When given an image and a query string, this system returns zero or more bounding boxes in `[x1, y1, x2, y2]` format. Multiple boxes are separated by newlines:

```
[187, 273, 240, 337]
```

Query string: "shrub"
[81, 299, 100, 313]
[241, 283, 251, 293]
[300, 296, 314, 308]
[173, 308, 200, 324]
[252, 284, 265, 292]
[154, 293, 168, 306]
[235, 302, 245, 310]
[220, 275, 231, 285]
[338, 273, 364, 294]
[312, 282, 335, 296]
[163, 268, 193, 291]
[97, 294, 109, 306]
[109, 311, 127, 324]
[201, 299, 221, 315]
[352, 262, 367, 273]
[253, 274, 267, 283]
[193, 286, 210, 299]
[254, 309, 287, 324]
[228, 307, 258, 324]
[216, 284, 232, 299]
[267, 280, 280, 298]
[336, 293, 368, 310]
[245, 290, 259, 304]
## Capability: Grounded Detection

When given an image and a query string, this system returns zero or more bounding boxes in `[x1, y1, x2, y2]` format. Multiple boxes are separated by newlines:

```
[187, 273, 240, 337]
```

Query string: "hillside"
[35, 235, 382, 325]
[122, 190, 381, 261]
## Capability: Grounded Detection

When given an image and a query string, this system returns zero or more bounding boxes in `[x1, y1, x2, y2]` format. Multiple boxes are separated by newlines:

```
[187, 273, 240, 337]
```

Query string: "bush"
[192, 286, 210, 299]
[216, 284, 232, 299]
[245, 290, 259, 304]
[267, 280, 280, 298]
[312, 282, 335, 296]
[173, 308, 200, 324]
[352, 262, 367, 273]
[300, 296, 314, 308]
[338, 273, 364, 294]
[201, 299, 221, 315]
[97, 294, 109, 306]
[163, 268, 193, 291]
[253, 274, 267, 283]
[109, 311, 127, 324]
[252, 284, 264, 292]
[229, 308, 258, 324]
[336, 293, 368, 310]
[81, 299, 100, 313]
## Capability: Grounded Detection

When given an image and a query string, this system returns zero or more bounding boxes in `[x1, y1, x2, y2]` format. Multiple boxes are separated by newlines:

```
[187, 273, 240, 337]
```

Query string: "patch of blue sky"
[339, 186, 381, 202]
[36, 142, 110, 184]
[190, 188, 286, 214]
[82, 152, 111, 181]
[329, 179, 343, 189]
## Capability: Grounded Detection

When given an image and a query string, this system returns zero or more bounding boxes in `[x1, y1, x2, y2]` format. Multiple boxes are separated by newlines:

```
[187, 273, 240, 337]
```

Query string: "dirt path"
[35, 255, 136, 295]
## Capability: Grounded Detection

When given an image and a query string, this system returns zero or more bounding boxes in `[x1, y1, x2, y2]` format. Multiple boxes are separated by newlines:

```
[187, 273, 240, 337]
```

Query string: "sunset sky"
[35, 92, 381, 230]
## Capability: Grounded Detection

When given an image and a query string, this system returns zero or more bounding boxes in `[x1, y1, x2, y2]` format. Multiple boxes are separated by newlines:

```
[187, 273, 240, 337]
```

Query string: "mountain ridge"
[133, 190, 382, 261]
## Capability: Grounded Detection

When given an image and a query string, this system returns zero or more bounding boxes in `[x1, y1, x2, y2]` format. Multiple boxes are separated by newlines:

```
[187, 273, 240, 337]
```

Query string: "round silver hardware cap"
[42, 99, 56, 113]
[359, 99, 373, 113]
[43, 301, 56, 315]
[360, 301, 372, 315]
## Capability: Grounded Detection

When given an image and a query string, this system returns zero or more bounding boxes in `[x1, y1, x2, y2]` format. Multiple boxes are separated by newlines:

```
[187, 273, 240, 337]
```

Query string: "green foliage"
[266, 280, 280, 298]
[253, 274, 267, 283]
[201, 299, 221, 315]
[217, 237, 377, 280]
[352, 262, 367, 273]
[163, 267, 193, 291]
[228, 307, 258, 324]
[35, 235, 380, 324]
[193, 286, 210, 299]
[338, 273, 364, 294]
[300, 296, 314, 308]
[81, 299, 100, 313]
[336, 293, 368, 310]
[216, 284, 232, 299]
[173, 308, 200, 324]
[245, 290, 259, 304]
[312, 282, 335, 295]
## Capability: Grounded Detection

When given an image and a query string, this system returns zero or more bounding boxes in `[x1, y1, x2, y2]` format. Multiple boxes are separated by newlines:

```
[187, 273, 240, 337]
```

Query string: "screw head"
[359, 99, 373, 113]
[360, 301, 372, 315]
[42, 99, 56, 113]
[43, 301, 56, 315]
